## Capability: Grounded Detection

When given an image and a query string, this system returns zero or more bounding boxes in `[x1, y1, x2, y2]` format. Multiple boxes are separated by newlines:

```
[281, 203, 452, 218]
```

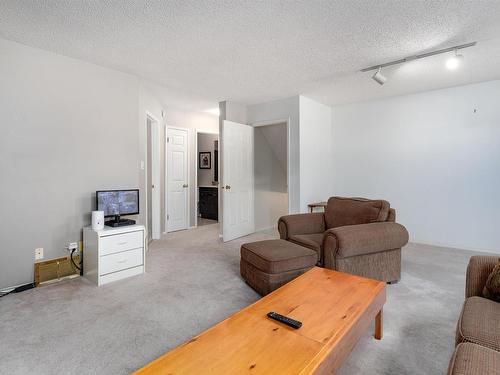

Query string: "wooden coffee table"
[134, 267, 386, 374]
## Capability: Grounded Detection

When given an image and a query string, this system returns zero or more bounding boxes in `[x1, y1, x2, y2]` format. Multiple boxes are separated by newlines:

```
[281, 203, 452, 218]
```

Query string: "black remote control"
[267, 311, 302, 329]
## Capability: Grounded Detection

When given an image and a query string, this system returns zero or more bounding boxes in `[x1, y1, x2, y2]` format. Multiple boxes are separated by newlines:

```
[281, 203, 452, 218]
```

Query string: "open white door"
[222, 120, 254, 242]
[167, 127, 188, 232]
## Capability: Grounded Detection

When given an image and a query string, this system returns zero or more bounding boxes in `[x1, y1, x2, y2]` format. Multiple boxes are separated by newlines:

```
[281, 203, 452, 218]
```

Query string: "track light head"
[372, 67, 387, 85]
[446, 49, 463, 70]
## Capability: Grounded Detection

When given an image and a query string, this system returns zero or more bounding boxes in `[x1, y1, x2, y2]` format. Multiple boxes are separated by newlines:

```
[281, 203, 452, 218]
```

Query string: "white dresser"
[83, 224, 145, 286]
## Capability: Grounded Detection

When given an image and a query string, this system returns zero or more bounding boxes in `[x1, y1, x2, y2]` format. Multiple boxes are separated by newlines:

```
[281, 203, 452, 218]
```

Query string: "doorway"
[146, 114, 161, 242]
[254, 122, 288, 231]
[196, 131, 219, 227]
[166, 127, 189, 232]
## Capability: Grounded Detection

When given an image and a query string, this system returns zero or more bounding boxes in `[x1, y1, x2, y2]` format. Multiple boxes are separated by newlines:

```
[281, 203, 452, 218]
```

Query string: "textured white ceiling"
[1, 0, 500, 109]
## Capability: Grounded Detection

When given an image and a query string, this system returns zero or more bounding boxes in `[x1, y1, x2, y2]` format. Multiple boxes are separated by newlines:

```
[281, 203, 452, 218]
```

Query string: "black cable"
[70, 248, 81, 271]
[1, 283, 34, 298]
[0, 290, 14, 298]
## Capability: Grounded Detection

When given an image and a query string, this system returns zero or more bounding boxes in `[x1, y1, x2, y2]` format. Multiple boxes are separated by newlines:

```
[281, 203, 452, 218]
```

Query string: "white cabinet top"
[84, 224, 145, 236]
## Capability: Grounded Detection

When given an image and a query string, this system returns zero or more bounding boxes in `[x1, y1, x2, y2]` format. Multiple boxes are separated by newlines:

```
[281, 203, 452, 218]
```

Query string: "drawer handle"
[117, 259, 127, 263]
[118, 242, 128, 245]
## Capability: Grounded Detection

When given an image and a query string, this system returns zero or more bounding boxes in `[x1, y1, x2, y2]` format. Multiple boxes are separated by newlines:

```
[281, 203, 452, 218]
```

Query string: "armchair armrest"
[466, 256, 500, 298]
[324, 222, 409, 259]
[278, 213, 325, 239]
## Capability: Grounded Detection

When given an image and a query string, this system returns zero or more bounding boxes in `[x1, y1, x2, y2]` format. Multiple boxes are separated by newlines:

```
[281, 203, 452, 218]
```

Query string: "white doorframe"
[194, 129, 219, 228]
[252, 118, 291, 214]
[166, 126, 190, 232]
[146, 111, 161, 241]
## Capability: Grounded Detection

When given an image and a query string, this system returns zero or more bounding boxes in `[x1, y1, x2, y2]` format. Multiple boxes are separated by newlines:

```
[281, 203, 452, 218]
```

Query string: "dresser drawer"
[99, 265, 144, 285]
[100, 231, 143, 256]
[100, 248, 143, 275]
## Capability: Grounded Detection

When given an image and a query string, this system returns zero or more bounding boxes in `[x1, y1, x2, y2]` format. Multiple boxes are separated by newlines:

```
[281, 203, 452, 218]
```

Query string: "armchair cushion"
[289, 233, 324, 262]
[324, 222, 409, 259]
[278, 213, 325, 240]
[466, 256, 500, 298]
[448, 343, 500, 375]
[456, 296, 500, 352]
[324, 197, 390, 229]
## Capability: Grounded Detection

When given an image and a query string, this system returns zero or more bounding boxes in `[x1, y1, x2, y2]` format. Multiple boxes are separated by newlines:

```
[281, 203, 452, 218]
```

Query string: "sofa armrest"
[278, 213, 325, 239]
[466, 256, 500, 298]
[324, 222, 409, 259]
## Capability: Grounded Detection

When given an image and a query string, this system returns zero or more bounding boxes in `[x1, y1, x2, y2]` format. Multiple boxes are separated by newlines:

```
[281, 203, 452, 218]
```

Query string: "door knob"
[183, 184, 188, 188]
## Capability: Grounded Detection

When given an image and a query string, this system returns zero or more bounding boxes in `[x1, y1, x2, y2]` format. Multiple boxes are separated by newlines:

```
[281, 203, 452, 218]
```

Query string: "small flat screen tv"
[96, 189, 139, 226]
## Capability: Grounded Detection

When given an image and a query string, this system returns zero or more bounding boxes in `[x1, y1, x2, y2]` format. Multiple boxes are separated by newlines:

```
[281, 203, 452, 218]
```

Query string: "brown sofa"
[448, 256, 500, 374]
[278, 197, 409, 283]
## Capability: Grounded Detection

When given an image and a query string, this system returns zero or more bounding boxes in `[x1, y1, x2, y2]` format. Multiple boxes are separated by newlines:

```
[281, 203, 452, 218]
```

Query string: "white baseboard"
[409, 240, 498, 254]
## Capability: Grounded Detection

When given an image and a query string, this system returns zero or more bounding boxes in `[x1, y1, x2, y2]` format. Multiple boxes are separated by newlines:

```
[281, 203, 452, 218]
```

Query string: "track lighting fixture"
[361, 41, 476, 84]
[372, 67, 387, 85]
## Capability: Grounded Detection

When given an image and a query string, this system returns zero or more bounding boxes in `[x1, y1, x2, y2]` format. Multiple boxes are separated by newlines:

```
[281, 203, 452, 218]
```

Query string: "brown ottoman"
[240, 239, 317, 296]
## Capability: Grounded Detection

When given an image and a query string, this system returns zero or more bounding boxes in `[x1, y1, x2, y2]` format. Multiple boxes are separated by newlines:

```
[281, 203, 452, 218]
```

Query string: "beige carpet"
[0, 223, 488, 374]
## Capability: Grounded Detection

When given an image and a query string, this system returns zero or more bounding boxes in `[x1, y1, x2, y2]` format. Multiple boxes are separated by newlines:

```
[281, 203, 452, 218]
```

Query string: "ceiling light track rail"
[360, 42, 476, 72]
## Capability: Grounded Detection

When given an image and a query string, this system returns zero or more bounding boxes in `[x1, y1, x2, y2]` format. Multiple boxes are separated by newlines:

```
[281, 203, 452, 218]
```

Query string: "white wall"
[248, 95, 334, 214]
[165, 107, 219, 227]
[0, 38, 219, 289]
[220, 101, 248, 125]
[0, 39, 141, 289]
[248, 96, 300, 213]
[299, 96, 333, 212]
[254, 123, 288, 230]
[332, 80, 500, 252]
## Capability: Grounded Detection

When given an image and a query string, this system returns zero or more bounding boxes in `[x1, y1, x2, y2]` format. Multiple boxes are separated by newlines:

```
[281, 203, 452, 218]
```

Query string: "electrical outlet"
[68, 242, 78, 251]
[35, 248, 44, 260]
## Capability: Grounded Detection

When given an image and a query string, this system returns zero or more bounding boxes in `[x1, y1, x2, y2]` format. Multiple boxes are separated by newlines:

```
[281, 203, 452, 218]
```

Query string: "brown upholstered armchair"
[278, 197, 409, 283]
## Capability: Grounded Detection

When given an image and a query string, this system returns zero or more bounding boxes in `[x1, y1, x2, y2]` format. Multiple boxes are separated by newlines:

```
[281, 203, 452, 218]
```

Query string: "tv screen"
[96, 189, 139, 217]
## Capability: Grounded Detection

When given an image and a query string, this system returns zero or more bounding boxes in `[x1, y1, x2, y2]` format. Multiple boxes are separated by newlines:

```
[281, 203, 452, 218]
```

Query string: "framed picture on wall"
[199, 152, 211, 169]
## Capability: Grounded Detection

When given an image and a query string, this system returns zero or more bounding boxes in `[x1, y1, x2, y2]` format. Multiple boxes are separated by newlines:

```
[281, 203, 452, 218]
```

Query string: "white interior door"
[167, 127, 188, 232]
[222, 120, 254, 242]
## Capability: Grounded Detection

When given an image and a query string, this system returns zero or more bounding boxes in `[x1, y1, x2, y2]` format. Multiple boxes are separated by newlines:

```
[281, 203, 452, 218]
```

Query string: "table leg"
[374, 309, 383, 340]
